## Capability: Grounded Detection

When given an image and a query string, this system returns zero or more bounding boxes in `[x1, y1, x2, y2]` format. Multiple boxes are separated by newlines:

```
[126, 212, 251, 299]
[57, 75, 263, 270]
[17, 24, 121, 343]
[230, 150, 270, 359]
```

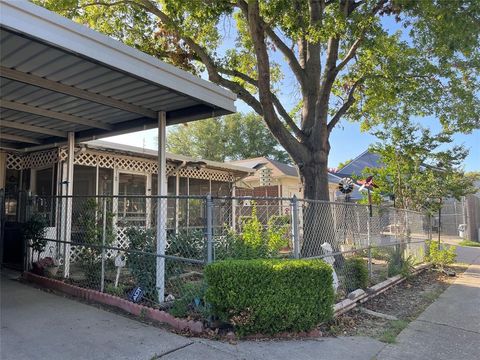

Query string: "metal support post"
[63, 132, 74, 278]
[291, 196, 300, 259]
[206, 194, 213, 263]
[100, 198, 107, 292]
[156, 111, 167, 303]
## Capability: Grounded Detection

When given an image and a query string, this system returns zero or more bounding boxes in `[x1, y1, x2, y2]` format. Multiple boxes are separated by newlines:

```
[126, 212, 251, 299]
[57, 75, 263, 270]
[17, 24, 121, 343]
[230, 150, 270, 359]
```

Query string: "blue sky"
[106, 12, 479, 172]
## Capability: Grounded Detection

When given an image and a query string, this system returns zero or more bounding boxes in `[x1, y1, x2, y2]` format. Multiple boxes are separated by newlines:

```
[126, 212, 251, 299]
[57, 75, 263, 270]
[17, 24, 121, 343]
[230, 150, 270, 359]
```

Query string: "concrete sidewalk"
[1, 270, 383, 360]
[376, 244, 480, 360]
[3, 241, 478, 360]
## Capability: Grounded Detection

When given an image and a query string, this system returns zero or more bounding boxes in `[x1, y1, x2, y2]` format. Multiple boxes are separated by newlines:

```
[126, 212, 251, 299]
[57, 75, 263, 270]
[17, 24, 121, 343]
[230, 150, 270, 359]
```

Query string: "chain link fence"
[24, 194, 431, 309]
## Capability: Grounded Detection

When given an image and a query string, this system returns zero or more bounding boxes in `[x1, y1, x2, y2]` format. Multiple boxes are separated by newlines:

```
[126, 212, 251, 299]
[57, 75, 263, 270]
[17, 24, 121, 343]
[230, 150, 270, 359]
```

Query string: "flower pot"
[44, 266, 59, 277]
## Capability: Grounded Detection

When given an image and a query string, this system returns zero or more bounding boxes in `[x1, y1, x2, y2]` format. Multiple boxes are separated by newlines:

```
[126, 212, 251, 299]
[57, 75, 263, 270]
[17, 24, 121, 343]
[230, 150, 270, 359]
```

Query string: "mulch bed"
[320, 265, 467, 341]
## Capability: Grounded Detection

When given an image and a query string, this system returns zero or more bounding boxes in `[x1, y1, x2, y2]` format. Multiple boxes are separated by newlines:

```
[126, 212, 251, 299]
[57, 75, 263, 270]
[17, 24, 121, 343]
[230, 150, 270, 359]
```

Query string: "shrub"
[76, 198, 114, 286]
[23, 213, 48, 262]
[126, 227, 157, 302]
[167, 229, 205, 260]
[105, 283, 127, 297]
[217, 205, 289, 260]
[205, 259, 334, 335]
[387, 246, 414, 278]
[169, 281, 208, 319]
[343, 257, 369, 293]
[426, 241, 457, 269]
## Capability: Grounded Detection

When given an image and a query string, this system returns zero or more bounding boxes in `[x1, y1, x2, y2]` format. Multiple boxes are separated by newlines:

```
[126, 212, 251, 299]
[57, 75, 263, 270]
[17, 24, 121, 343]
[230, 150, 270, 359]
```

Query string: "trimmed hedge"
[343, 257, 369, 293]
[205, 259, 334, 335]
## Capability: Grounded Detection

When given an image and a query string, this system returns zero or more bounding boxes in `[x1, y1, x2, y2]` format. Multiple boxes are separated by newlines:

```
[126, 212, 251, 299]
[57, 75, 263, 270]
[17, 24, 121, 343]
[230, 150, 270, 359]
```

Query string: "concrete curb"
[22, 272, 204, 334]
[334, 263, 431, 317]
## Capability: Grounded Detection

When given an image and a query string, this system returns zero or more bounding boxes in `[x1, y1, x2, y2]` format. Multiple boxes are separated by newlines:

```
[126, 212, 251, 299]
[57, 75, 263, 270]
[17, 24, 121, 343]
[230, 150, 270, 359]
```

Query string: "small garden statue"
[321, 242, 339, 291]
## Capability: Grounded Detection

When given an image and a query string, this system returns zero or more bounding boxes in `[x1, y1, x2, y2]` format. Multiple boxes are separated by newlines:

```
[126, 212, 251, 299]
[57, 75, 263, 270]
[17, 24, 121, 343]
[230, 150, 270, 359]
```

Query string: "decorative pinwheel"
[338, 177, 354, 194]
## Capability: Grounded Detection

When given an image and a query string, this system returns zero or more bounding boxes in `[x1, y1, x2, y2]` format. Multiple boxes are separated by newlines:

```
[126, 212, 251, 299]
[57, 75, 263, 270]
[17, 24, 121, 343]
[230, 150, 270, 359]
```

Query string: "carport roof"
[0, 0, 236, 151]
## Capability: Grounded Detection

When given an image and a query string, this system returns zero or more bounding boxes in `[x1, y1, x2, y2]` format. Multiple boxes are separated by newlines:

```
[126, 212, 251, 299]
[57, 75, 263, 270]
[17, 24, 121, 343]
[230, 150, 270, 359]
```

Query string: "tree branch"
[236, 0, 306, 87]
[218, 67, 305, 140]
[335, 0, 388, 73]
[327, 78, 362, 132]
[137, 0, 265, 115]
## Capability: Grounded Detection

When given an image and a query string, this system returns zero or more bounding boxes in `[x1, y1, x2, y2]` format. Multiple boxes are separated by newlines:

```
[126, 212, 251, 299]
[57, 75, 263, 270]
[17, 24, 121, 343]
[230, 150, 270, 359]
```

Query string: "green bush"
[76, 198, 114, 286]
[126, 227, 157, 302]
[205, 259, 334, 335]
[426, 241, 457, 269]
[167, 229, 205, 260]
[343, 257, 369, 293]
[169, 281, 208, 318]
[105, 283, 127, 297]
[216, 205, 289, 260]
[387, 246, 414, 278]
[23, 213, 48, 262]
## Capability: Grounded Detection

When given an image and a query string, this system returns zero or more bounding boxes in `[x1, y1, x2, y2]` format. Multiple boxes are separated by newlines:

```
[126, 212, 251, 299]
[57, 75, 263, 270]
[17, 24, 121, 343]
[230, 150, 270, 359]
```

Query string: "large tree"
[38, 0, 479, 202]
[167, 112, 289, 162]
[366, 120, 477, 212]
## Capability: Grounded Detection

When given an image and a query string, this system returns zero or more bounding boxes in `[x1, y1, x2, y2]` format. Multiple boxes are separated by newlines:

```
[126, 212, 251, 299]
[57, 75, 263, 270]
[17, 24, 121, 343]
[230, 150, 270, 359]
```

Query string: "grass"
[379, 320, 409, 343]
[421, 287, 444, 302]
[459, 240, 480, 247]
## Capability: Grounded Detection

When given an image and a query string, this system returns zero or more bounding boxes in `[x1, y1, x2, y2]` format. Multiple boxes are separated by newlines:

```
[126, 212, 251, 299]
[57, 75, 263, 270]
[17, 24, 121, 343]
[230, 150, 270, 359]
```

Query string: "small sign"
[128, 287, 144, 303]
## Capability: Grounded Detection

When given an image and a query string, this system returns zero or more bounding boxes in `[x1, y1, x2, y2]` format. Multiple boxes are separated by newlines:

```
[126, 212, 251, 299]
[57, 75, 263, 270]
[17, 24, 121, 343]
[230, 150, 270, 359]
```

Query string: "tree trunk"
[298, 153, 339, 259]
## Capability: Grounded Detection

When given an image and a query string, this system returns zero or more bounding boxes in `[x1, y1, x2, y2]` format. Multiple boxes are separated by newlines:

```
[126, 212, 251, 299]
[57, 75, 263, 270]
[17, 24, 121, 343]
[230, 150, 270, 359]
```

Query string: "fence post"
[291, 196, 300, 259]
[367, 209, 372, 279]
[206, 194, 214, 263]
[100, 197, 107, 292]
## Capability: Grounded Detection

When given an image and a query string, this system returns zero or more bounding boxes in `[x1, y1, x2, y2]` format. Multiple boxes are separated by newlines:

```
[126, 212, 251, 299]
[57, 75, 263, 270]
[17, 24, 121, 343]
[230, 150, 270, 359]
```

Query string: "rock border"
[22, 272, 204, 334]
[334, 263, 431, 317]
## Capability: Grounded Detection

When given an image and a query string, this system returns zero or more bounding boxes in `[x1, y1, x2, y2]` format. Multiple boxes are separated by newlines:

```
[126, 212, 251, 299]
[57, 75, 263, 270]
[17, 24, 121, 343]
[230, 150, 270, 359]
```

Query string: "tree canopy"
[36, 0, 480, 202]
[166, 113, 289, 162]
[365, 120, 477, 212]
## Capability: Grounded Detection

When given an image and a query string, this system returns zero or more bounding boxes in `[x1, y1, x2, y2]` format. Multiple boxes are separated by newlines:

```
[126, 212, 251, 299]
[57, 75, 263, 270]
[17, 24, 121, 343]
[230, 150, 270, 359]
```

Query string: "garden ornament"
[114, 252, 126, 287]
[321, 242, 339, 291]
[338, 177, 354, 194]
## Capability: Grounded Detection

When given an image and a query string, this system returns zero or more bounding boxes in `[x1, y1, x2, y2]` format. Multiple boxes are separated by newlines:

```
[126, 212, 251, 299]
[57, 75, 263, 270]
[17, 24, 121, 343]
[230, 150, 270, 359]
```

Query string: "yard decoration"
[114, 252, 126, 287]
[338, 177, 354, 195]
[321, 242, 339, 292]
[32, 256, 59, 277]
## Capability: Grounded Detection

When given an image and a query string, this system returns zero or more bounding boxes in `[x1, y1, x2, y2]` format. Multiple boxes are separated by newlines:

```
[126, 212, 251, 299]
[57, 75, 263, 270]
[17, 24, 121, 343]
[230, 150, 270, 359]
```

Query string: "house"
[0, 0, 237, 300]
[336, 150, 480, 241]
[2, 139, 252, 226]
[230, 157, 362, 201]
[334, 150, 381, 178]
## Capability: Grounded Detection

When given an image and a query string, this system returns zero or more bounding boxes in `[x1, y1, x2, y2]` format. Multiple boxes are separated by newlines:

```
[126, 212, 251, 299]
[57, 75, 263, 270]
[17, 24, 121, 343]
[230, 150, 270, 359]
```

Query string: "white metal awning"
[0, 0, 236, 151]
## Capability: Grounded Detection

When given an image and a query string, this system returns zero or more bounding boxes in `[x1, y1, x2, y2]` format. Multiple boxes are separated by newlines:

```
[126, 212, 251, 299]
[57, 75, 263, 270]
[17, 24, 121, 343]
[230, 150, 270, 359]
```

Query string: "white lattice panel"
[24, 149, 58, 169]
[6, 153, 23, 170]
[178, 167, 233, 182]
[74, 152, 97, 167]
[59, 147, 234, 182]
[6, 149, 58, 170]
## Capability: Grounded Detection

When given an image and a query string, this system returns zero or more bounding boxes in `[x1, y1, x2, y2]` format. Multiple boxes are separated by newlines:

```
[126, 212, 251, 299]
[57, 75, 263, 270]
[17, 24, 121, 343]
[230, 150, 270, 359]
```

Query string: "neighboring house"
[336, 150, 480, 241]
[229, 157, 361, 201]
[334, 150, 381, 178]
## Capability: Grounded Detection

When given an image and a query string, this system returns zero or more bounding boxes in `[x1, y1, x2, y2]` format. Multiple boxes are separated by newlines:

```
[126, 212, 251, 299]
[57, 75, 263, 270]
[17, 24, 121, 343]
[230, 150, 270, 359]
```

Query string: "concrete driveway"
[0, 270, 384, 360]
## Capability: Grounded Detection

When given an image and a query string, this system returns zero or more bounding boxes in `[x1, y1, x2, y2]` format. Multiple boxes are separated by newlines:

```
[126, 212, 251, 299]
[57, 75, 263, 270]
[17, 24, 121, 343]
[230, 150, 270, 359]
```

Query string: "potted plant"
[33, 256, 59, 277]
[22, 214, 48, 266]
